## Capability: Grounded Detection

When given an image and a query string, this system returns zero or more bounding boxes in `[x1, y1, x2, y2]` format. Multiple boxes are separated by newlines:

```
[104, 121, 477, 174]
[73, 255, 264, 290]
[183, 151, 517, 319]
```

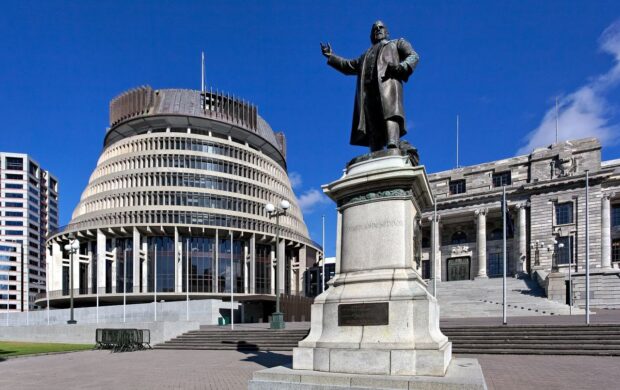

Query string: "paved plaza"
[0, 348, 618, 390]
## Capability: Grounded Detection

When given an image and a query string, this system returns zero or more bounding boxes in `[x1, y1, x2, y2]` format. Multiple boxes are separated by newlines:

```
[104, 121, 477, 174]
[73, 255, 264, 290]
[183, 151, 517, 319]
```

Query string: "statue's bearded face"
[370, 21, 389, 44]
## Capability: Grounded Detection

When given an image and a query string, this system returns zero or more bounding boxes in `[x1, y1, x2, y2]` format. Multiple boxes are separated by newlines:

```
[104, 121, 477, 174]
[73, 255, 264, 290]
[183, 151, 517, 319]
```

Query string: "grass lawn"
[0, 341, 93, 359]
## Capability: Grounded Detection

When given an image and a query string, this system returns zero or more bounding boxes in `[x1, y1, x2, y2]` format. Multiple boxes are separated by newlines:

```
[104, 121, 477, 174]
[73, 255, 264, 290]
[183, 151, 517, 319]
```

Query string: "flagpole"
[432, 199, 437, 297]
[555, 97, 559, 144]
[322, 214, 325, 292]
[585, 170, 590, 325]
[230, 232, 234, 330]
[154, 243, 157, 322]
[186, 238, 189, 321]
[502, 185, 507, 325]
[456, 114, 460, 168]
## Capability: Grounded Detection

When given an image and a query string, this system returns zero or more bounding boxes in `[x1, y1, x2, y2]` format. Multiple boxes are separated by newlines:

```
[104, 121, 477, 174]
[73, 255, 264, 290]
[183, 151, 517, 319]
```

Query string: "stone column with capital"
[430, 214, 442, 282]
[517, 203, 528, 273]
[601, 193, 612, 269]
[475, 208, 488, 279]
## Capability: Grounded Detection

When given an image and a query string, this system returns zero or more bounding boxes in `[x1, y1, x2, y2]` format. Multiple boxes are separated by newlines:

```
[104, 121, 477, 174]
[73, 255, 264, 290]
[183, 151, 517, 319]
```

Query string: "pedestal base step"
[248, 358, 487, 390]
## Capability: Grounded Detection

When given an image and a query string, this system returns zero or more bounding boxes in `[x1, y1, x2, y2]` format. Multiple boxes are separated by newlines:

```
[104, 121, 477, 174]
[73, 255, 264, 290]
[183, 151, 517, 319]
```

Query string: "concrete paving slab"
[0, 348, 619, 389]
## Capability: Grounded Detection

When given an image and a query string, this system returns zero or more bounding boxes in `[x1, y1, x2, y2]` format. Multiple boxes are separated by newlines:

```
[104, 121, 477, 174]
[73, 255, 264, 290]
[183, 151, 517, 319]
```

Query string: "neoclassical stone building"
[420, 138, 620, 308]
[41, 86, 321, 316]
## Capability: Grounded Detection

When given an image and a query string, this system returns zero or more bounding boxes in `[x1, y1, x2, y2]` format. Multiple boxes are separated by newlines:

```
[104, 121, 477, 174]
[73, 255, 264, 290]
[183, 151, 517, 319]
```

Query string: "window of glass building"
[556, 236, 573, 265]
[146, 237, 175, 293]
[115, 238, 133, 294]
[183, 237, 214, 293]
[5, 193, 23, 198]
[29, 163, 38, 176]
[5, 183, 23, 189]
[5, 173, 23, 180]
[555, 202, 574, 225]
[612, 204, 620, 227]
[449, 179, 466, 195]
[255, 244, 272, 294]
[6, 202, 23, 208]
[492, 171, 512, 187]
[218, 238, 244, 293]
[5, 157, 23, 171]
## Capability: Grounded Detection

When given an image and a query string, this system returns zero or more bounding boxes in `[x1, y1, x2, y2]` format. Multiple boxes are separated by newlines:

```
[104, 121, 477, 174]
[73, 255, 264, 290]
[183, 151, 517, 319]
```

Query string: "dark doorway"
[447, 257, 470, 281]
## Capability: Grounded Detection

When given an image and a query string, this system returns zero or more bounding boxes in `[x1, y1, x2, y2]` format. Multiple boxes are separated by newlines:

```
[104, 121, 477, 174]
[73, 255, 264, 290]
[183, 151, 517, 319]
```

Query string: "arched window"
[451, 231, 468, 244]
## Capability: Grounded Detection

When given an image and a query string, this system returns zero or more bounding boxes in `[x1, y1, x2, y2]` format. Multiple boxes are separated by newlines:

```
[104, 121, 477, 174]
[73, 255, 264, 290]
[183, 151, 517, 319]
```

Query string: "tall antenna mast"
[201, 51, 206, 93]
[555, 97, 559, 144]
[456, 114, 460, 168]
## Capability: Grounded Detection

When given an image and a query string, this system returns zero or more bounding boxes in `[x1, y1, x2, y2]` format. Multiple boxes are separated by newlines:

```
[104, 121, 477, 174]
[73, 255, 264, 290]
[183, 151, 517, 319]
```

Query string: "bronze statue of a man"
[321, 21, 419, 152]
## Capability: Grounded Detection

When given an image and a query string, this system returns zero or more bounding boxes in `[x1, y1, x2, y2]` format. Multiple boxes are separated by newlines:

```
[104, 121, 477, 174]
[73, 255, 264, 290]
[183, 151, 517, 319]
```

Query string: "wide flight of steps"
[436, 276, 584, 318]
[443, 324, 620, 356]
[155, 328, 310, 351]
[155, 324, 620, 356]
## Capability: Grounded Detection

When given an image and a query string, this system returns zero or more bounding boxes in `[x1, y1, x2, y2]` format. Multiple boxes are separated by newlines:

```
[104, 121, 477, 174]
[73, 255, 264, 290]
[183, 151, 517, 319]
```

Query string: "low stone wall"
[0, 321, 200, 345]
[572, 270, 620, 308]
[0, 298, 238, 327]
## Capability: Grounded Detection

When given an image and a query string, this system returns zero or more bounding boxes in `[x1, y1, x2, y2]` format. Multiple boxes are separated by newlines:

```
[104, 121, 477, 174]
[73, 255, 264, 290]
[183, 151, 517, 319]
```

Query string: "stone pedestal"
[249, 152, 486, 389]
[546, 272, 566, 304]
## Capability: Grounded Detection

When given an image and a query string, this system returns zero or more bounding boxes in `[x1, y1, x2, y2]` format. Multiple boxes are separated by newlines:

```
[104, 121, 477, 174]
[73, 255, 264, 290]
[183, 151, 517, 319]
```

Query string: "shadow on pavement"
[238, 349, 292, 369]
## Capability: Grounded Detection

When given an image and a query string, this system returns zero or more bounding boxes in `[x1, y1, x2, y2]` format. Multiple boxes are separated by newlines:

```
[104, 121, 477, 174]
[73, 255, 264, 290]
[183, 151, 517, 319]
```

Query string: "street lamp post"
[64, 239, 80, 324]
[265, 199, 290, 330]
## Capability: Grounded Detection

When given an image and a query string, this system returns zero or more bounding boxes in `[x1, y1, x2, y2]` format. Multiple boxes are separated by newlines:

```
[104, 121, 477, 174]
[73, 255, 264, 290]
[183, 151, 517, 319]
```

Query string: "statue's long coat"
[327, 38, 419, 147]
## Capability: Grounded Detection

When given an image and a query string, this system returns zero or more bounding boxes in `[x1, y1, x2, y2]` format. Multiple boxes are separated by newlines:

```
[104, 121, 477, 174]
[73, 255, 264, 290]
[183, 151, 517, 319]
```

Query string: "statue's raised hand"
[320, 42, 332, 58]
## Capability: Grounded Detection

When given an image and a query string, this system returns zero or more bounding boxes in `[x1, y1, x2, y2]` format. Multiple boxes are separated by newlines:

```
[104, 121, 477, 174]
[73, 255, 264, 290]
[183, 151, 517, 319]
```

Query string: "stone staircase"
[155, 324, 620, 356]
[443, 324, 620, 356]
[435, 275, 584, 318]
[155, 328, 310, 351]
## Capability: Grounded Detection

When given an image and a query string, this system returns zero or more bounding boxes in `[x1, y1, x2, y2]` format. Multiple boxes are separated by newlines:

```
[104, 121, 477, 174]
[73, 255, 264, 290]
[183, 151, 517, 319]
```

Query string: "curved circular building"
[42, 86, 321, 316]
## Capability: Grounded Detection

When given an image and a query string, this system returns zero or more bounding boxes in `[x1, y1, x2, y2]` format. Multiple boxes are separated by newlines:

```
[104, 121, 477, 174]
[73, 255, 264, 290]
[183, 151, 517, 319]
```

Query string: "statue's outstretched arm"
[327, 54, 361, 76]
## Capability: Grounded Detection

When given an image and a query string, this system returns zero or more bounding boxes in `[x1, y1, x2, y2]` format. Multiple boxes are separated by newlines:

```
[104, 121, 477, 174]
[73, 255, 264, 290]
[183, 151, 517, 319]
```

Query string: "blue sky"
[1, 1, 620, 256]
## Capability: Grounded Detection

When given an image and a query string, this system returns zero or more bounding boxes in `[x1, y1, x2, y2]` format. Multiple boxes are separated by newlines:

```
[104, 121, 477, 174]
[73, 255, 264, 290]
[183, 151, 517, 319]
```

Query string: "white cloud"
[297, 188, 330, 213]
[517, 20, 620, 155]
[288, 171, 302, 188]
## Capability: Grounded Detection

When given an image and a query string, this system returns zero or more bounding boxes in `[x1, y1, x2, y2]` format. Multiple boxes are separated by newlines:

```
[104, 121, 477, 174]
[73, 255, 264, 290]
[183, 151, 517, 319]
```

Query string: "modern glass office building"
[1, 152, 59, 312]
[42, 86, 321, 313]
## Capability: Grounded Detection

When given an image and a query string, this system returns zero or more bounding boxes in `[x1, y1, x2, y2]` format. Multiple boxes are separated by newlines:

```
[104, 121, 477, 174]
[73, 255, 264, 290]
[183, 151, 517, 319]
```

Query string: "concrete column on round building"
[72, 246, 81, 294]
[475, 208, 488, 279]
[270, 245, 276, 295]
[51, 241, 63, 291]
[244, 240, 250, 294]
[250, 233, 256, 294]
[601, 193, 613, 269]
[278, 238, 286, 295]
[110, 238, 117, 292]
[518, 203, 528, 273]
[174, 227, 181, 292]
[87, 242, 94, 292]
[141, 239, 148, 293]
[96, 230, 106, 294]
[132, 229, 141, 292]
[214, 229, 219, 293]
